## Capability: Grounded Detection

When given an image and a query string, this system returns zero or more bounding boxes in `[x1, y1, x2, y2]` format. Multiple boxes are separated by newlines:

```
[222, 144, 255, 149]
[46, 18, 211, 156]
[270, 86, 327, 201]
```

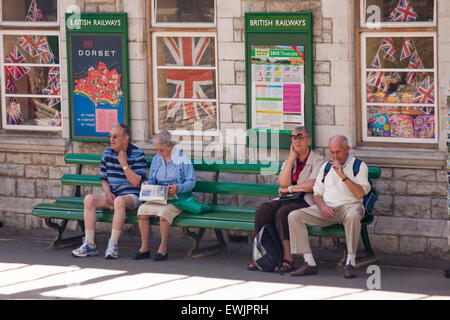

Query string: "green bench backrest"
[65, 153, 382, 178]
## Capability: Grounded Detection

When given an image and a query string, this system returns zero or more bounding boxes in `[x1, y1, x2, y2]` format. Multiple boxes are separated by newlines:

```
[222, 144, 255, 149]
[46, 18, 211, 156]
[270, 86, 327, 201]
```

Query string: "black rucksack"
[321, 158, 377, 218]
[252, 224, 283, 272]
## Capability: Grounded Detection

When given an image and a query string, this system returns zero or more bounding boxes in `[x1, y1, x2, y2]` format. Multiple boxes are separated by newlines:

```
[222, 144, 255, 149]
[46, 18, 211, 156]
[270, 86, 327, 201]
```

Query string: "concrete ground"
[0, 227, 449, 301]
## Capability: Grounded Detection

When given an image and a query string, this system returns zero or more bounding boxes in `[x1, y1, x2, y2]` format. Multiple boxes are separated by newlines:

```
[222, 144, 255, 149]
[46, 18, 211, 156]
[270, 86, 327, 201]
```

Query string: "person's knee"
[288, 210, 303, 225]
[255, 202, 271, 216]
[84, 194, 97, 208]
[114, 196, 128, 208]
[344, 207, 364, 222]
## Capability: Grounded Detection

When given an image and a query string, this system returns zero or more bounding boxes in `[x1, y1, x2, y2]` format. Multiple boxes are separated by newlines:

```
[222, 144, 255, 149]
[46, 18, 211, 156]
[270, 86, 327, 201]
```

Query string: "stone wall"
[0, 0, 448, 260]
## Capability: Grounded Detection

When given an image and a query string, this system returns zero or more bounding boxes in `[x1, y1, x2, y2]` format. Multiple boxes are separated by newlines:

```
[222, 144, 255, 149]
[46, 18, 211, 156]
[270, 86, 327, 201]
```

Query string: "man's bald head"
[329, 135, 350, 165]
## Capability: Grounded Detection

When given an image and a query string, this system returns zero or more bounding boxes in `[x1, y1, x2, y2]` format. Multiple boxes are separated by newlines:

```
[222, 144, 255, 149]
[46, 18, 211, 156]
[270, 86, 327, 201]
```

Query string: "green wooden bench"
[32, 153, 381, 266]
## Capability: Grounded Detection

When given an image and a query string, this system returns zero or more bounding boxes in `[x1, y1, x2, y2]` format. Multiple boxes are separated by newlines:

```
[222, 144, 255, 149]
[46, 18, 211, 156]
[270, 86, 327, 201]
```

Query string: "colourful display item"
[414, 115, 435, 138]
[389, 114, 414, 137]
[368, 113, 390, 137]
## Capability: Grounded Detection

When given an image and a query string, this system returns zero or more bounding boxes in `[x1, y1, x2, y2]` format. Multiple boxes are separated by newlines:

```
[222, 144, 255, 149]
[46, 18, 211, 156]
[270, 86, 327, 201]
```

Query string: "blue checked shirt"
[100, 143, 147, 197]
[147, 148, 196, 194]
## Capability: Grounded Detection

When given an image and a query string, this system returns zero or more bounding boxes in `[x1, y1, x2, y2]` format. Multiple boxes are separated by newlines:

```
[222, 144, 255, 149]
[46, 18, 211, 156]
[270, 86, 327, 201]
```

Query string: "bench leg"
[45, 218, 83, 249]
[333, 237, 348, 267]
[183, 227, 227, 258]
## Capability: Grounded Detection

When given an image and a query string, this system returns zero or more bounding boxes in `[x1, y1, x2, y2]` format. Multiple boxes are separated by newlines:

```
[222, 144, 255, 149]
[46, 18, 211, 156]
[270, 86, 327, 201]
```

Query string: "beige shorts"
[102, 193, 141, 210]
[137, 201, 182, 224]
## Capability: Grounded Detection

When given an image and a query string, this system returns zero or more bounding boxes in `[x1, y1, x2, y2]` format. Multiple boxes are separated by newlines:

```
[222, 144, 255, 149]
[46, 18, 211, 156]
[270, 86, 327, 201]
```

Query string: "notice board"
[66, 12, 129, 141]
[245, 13, 314, 148]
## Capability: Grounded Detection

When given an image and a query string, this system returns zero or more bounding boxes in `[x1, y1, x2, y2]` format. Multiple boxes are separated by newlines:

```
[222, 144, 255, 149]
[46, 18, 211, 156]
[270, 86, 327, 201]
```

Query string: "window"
[0, 0, 61, 131]
[150, 0, 218, 136]
[359, 0, 437, 144]
[152, 33, 218, 135]
[152, 0, 215, 28]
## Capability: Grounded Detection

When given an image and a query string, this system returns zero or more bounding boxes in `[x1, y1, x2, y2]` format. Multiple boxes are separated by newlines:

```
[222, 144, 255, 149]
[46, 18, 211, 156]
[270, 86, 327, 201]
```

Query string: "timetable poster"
[251, 45, 305, 130]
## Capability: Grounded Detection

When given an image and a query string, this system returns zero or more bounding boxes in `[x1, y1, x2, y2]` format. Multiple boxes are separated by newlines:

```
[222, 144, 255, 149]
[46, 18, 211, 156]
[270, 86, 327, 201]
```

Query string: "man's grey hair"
[153, 130, 176, 148]
[292, 126, 311, 138]
[111, 122, 130, 137]
[329, 135, 348, 147]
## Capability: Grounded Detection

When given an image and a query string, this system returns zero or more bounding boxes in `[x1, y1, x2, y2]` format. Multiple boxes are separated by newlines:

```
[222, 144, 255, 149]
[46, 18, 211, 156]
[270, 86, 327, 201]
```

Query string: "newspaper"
[139, 184, 177, 204]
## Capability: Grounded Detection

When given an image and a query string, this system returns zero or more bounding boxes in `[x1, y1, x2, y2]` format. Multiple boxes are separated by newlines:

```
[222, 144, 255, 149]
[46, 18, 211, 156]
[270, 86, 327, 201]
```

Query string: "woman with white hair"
[135, 130, 196, 261]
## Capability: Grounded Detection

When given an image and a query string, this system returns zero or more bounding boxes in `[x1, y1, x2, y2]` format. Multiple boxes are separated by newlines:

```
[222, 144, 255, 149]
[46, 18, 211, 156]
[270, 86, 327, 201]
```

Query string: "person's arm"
[279, 178, 315, 194]
[175, 162, 196, 194]
[331, 160, 365, 199]
[117, 150, 142, 188]
[278, 145, 297, 187]
[314, 194, 334, 219]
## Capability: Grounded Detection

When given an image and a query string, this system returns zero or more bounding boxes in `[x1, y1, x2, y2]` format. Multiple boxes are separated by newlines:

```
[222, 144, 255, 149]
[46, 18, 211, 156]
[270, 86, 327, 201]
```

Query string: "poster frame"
[245, 12, 314, 149]
[66, 12, 130, 142]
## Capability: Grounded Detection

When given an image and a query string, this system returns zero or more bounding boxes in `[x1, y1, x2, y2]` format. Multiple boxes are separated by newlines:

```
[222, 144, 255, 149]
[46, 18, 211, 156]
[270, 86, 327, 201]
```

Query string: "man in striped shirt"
[72, 123, 147, 259]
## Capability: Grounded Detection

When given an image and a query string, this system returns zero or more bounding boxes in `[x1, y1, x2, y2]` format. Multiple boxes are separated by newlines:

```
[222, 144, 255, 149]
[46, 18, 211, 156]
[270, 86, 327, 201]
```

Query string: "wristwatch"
[122, 165, 129, 171]
[288, 185, 293, 193]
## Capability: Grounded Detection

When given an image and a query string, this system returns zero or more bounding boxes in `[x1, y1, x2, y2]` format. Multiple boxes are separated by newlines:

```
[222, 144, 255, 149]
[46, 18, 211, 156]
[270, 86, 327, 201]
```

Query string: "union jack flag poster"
[393, 0, 417, 22]
[5, 71, 17, 93]
[26, 0, 45, 22]
[400, 38, 414, 61]
[7, 98, 23, 125]
[5, 46, 31, 80]
[413, 76, 434, 104]
[47, 66, 59, 83]
[161, 37, 216, 129]
[18, 35, 38, 57]
[43, 81, 61, 107]
[380, 38, 396, 63]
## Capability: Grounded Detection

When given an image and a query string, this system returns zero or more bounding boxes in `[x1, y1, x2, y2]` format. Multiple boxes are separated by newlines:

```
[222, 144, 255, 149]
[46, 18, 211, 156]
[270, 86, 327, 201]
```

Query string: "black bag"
[278, 192, 305, 203]
[252, 224, 283, 272]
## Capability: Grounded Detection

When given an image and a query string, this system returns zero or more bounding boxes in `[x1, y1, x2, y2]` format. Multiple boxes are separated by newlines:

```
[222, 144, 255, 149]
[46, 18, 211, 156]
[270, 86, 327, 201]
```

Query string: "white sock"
[85, 230, 95, 246]
[346, 254, 356, 266]
[303, 253, 317, 267]
[109, 229, 121, 246]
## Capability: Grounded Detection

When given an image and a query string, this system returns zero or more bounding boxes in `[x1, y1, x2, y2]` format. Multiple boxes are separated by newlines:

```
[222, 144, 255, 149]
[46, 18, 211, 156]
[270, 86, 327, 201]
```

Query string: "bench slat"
[64, 153, 381, 179]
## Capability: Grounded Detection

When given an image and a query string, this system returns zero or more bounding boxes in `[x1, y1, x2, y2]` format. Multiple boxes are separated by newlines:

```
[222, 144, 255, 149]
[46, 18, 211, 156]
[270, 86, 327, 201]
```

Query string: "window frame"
[151, 31, 219, 136]
[356, 0, 438, 147]
[0, 29, 62, 131]
[0, 0, 59, 27]
[360, 0, 436, 29]
[151, 0, 216, 29]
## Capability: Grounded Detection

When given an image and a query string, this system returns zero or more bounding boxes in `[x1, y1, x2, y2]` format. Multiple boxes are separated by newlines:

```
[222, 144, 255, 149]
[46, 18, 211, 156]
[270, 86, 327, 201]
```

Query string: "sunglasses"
[108, 134, 122, 140]
[290, 134, 308, 140]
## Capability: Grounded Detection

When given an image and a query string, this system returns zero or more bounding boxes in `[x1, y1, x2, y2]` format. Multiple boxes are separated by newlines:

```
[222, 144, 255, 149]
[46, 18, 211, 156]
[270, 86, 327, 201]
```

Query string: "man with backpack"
[288, 135, 371, 278]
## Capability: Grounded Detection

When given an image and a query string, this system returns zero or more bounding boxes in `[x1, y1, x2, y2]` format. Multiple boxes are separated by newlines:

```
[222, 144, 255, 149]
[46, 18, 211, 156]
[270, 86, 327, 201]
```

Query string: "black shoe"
[133, 250, 150, 260]
[153, 252, 168, 261]
[344, 264, 357, 279]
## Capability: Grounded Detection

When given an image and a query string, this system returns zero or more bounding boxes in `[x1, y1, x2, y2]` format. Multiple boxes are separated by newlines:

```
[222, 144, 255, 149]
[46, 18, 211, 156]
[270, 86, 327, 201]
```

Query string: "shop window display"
[0, 0, 60, 131]
[360, 0, 436, 143]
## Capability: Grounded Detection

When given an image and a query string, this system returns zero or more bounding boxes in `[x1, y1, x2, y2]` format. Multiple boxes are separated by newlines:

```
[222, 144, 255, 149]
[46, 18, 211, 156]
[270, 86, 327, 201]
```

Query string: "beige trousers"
[288, 202, 364, 256]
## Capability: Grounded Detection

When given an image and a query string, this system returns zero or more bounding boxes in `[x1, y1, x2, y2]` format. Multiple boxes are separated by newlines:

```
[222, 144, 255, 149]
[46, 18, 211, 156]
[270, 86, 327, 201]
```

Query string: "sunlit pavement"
[0, 228, 448, 300]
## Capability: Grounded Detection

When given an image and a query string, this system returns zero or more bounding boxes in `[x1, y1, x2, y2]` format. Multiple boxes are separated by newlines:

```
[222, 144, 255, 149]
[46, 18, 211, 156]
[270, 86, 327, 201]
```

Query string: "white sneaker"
[72, 238, 98, 258]
[105, 243, 119, 259]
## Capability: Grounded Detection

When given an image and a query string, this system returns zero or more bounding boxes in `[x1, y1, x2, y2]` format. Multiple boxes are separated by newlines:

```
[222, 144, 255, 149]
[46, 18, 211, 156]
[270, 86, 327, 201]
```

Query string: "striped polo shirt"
[100, 143, 147, 197]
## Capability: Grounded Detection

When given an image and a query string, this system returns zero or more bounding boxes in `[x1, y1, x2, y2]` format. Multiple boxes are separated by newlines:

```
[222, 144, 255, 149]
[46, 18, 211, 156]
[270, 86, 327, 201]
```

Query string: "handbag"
[278, 192, 305, 203]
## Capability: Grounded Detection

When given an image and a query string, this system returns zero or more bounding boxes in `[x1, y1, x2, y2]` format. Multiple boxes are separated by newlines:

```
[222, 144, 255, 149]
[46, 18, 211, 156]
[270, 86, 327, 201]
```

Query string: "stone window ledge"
[0, 135, 69, 154]
[352, 147, 447, 170]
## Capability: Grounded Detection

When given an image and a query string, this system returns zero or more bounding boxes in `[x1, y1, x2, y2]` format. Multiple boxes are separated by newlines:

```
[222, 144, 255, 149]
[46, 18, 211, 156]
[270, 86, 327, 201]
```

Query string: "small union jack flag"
[26, 0, 45, 22]
[50, 112, 62, 126]
[5, 46, 31, 80]
[5, 71, 17, 93]
[163, 37, 215, 120]
[406, 50, 424, 86]
[380, 38, 396, 63]
[386, 7, 397, 22]
[394, 0, 417, 22]
[370, 52, 381, 69]
[400, 38, 414, 61]
[7, 98, 23, 125]
[47, 66, 59, 83]
[367, 71, 386, 91]
[36, 36, 55, 64]
[43, 81, 61, 107]
[413, 77, 434, 104]
[18, 35, 38, 57]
